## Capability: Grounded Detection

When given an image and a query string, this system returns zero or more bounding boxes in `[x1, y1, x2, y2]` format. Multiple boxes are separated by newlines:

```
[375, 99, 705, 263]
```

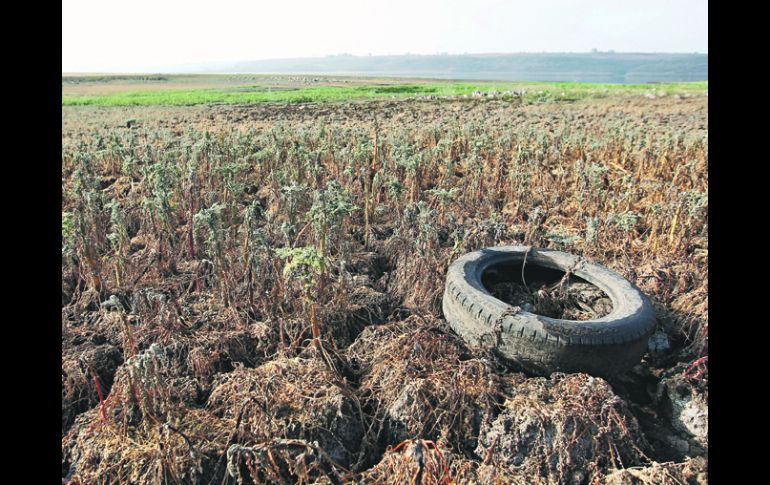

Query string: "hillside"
[170, 52, 708, 83]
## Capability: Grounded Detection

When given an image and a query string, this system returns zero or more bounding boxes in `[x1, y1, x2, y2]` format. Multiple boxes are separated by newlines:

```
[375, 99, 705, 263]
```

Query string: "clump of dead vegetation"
[476, 373, 650, 484]
[62, 342, 122, 433]
[488, 278, 613, 320]
[349, 316, 501, 456]
[63, 405, 231, 483]
[207, 354, 365, 468]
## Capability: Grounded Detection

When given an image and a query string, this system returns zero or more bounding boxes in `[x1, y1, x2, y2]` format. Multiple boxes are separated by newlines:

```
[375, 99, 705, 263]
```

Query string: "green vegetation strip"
[62, 81, 707, 106]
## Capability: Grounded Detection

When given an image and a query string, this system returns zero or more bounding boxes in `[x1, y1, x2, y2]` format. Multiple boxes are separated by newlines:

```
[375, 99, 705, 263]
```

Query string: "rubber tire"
[442, 246, 656, 377]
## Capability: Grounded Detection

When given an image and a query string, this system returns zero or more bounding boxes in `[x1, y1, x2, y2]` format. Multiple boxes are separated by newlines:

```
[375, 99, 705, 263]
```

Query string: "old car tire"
[442, 246, 656, 377]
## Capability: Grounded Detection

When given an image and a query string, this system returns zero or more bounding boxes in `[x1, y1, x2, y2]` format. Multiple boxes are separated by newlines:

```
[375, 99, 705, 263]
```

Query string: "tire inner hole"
[481, 261, 613, 321]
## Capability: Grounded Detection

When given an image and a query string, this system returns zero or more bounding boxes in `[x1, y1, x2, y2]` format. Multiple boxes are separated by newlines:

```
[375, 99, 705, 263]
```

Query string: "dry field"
[61, 74, 418, 96]
[62, 93, 707, 483]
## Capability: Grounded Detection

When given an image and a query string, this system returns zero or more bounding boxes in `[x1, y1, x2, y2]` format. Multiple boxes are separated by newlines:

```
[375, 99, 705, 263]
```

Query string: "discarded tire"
[442, 246, 656, 376]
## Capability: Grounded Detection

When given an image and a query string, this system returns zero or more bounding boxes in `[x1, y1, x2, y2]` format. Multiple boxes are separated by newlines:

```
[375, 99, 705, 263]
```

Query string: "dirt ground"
[62, 94, 707, 483]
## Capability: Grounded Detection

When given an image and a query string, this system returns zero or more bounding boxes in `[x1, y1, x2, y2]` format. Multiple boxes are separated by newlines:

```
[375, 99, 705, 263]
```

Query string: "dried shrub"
[207, 355, 365, 468]
[62, 406, 230, 484]
[62, 343, 123, 434]
[476, 373, 651, 484]
[350, 316, 501, 455]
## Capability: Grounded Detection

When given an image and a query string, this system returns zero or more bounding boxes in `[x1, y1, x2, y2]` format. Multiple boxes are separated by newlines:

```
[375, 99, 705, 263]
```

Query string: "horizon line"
[62, 50, 708, 74]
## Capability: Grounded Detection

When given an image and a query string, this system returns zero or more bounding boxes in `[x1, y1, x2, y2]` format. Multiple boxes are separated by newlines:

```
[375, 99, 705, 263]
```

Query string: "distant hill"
[171, 53, 707, 83]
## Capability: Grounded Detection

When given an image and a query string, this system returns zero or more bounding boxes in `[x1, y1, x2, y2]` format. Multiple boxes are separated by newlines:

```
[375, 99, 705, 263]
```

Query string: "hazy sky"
[62, 0, 707, 72]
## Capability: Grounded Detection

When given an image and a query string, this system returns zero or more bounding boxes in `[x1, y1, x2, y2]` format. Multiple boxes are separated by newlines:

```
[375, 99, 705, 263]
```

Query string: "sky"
[62, 0, 708, 73]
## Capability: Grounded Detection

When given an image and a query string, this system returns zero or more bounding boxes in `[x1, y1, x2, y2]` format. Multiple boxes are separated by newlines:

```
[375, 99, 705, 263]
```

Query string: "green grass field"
[61, 79, 708, 106]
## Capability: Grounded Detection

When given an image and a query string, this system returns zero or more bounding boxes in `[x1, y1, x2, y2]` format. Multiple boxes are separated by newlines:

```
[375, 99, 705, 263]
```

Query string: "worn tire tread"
[442, 246, 656, 376]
